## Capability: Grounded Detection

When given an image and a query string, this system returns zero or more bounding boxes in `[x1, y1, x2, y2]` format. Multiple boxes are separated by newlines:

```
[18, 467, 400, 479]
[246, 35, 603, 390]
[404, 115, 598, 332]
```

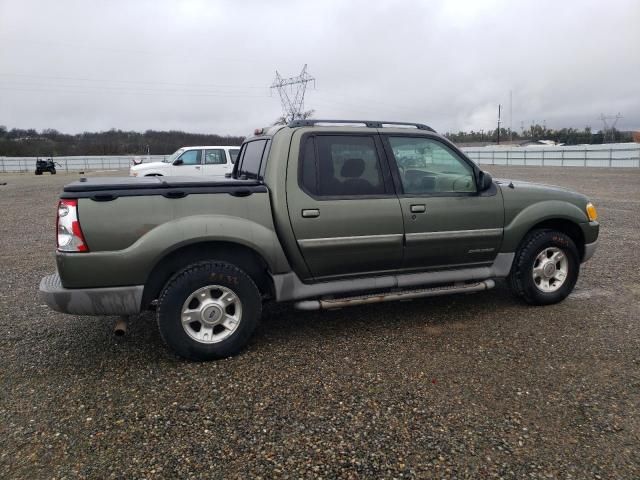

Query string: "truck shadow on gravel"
[258, 283, 518, 337]
[39, 281, 539, 368]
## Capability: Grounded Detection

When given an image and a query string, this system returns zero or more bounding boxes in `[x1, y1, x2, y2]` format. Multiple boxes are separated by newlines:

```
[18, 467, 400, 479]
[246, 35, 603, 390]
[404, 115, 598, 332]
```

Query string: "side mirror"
[477, 170, 493, 191]
[173, 159, 183, 166]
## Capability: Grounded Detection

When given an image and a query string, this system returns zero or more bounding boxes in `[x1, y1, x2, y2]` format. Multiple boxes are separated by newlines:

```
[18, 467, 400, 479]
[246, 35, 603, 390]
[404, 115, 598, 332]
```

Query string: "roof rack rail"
[288, 119, 436, 132]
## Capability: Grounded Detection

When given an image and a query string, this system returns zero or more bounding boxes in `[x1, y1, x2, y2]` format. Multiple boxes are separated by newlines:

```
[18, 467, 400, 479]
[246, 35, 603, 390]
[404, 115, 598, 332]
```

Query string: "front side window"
[165, 148, 184, 163]
[229, 148, 240, 163]
[177, 149, 201, 166]
[301, 135, 385, 196]
[204, 149, 226, 165]
[388, 137, 476, 194]
[237, 140, 267, 179]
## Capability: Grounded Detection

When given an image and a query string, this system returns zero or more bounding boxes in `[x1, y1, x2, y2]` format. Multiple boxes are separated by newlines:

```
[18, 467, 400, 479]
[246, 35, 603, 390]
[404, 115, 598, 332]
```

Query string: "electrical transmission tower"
[270, 65, 315, 124]
[599, 113, 623, 143]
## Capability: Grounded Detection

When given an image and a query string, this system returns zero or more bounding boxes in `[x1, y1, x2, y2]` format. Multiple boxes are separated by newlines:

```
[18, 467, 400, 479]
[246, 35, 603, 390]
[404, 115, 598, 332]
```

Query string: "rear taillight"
[57, 199, 88, 252]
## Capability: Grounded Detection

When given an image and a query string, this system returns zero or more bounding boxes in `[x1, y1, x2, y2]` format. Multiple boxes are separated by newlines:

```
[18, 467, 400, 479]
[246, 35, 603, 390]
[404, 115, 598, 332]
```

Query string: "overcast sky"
[1, 0, 638, 136]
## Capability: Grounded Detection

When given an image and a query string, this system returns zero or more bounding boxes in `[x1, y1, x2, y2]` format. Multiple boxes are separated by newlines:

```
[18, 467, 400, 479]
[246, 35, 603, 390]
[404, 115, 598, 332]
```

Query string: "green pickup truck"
[40, 120, 599, 361]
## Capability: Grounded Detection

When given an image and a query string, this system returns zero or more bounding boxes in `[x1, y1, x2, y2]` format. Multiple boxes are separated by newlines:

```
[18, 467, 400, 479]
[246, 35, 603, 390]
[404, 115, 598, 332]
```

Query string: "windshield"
[164, 148, 185, 163]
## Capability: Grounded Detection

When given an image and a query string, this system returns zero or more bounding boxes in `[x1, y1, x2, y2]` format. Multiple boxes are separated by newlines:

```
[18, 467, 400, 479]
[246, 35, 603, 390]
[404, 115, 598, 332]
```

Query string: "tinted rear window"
[301, 135, 385, 196]
[237, 140, 267, 179]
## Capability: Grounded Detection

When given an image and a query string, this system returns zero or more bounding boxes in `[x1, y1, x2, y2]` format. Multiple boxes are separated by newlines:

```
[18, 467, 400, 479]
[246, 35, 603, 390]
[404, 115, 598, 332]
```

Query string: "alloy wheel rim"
[532, 247, 569, 293]
[181, 285, 242, 344]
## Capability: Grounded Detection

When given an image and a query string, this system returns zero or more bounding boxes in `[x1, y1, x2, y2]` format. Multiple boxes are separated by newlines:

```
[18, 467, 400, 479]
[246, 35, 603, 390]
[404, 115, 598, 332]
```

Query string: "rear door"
[201, 148, 229, 177]
[382, 135, 503, 270]
[171, 148, 203, 176]
[286, 132, 404, 280]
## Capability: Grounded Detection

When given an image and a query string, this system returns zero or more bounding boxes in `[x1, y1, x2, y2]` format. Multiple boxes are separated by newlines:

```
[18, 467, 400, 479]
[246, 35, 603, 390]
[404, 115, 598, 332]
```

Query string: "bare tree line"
[0, 127, 244, 157]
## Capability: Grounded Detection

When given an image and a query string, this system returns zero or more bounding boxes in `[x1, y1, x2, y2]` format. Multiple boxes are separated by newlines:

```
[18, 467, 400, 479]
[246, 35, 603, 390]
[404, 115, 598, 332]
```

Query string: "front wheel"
[156, 261, 261, 361]
[508, 229, 579, 305]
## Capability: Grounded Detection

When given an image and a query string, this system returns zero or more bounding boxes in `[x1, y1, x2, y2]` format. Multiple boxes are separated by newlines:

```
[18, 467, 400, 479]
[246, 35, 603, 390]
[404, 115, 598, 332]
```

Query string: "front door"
[382, 135, 503, 270]
[201, 148, 229, 178]
[171, 149, 202, 176]
[287, 132, 404, 280]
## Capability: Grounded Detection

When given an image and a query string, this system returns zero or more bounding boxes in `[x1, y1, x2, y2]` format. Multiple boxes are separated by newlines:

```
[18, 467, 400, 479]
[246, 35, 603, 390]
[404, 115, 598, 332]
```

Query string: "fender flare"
[140, 214, 291, 275]
[501, 200, 588, 252]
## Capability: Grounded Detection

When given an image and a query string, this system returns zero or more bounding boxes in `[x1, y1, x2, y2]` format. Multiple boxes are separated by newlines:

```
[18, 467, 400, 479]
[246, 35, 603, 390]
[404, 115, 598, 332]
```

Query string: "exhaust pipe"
[114, 316, 128, 336]
[295, 280, 495, 311]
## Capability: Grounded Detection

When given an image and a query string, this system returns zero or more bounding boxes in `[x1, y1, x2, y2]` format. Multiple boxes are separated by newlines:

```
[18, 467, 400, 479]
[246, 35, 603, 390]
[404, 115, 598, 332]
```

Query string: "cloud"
[0, 0, 638, 135]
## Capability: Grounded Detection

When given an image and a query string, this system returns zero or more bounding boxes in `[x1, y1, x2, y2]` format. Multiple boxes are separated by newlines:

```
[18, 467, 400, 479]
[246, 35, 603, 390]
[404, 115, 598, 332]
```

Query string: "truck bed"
[56, 176, 290, 289]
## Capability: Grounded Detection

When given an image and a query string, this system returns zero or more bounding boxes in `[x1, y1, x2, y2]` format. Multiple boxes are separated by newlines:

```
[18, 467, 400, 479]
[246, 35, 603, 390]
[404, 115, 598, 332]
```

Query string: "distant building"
[519, 139, 564, 147]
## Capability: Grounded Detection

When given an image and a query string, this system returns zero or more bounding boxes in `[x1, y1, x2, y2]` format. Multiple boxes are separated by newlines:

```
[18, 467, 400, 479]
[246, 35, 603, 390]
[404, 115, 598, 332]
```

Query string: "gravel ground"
[0, 166, 639, 479]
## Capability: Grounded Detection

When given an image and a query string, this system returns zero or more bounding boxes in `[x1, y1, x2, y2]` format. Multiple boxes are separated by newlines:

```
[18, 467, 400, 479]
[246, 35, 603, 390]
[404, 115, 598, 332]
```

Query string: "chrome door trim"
[298, 233, 404, 250]
[405, 228, 503, 243]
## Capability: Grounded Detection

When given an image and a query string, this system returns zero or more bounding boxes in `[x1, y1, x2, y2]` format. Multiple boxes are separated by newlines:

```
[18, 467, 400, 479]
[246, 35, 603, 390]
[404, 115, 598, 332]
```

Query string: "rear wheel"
[156, 261, 261, 361]
[509, 229, 579, 305]
[50, 168, 56, 174]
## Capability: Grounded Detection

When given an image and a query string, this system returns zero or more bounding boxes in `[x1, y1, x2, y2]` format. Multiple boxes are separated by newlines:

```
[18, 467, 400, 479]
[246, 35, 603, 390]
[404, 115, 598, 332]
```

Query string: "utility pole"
[270, 65, 316, 124]
[497, 104, 502, 144]
[509, 90, 513, 142]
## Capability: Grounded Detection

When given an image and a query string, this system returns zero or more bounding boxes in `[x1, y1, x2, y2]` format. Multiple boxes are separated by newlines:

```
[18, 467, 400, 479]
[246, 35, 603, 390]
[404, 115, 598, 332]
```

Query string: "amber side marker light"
[586, 202, 598, 221]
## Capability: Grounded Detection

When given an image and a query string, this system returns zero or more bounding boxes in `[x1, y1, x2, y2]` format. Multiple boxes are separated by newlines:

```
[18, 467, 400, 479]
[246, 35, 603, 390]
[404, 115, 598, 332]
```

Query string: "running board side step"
[294, 279, 495, 311]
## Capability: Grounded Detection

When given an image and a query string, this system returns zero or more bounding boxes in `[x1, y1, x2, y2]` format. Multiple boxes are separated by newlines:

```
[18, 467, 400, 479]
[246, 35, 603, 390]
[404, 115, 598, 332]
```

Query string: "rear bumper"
[582, 240, 598, 263]
[39, 273, 143, 316]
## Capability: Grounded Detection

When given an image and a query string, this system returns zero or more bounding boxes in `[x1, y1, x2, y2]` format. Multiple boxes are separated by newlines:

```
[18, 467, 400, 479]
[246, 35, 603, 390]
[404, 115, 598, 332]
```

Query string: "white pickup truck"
[130, 146, 240, 178]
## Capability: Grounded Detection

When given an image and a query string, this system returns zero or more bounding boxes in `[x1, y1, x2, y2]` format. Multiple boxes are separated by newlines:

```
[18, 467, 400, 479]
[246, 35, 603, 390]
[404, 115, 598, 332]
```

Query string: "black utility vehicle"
[35, 158, 59, 175]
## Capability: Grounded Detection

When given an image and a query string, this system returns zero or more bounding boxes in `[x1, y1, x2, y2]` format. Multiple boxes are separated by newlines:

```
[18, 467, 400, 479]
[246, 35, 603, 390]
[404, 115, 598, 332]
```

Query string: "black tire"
[156, 261, 261, 361]
[35, 170, 42, 175]
[508, 229, 580, 305]
[50, 168, 56, 174]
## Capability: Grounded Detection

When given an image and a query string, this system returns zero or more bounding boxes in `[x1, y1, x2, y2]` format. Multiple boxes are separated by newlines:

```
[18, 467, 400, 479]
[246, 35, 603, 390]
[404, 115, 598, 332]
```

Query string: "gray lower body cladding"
[39, 274, 143, 316]
[40, 239, 597, 316]
[273, 253, 515, 302]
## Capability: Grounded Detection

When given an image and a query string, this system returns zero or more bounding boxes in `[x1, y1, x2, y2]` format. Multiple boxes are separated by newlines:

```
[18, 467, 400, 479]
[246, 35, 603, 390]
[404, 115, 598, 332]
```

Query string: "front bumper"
[39, 273, 143, 316]
[580, 220, 599, 263]
[582, 240, 598, 263]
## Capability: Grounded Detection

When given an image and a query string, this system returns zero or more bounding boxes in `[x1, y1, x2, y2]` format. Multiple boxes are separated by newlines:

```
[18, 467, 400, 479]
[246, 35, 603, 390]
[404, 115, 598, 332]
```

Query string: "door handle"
[410, 204, 426, 213]
[302, 209, 320, 218]
[195, 166, 201, 169]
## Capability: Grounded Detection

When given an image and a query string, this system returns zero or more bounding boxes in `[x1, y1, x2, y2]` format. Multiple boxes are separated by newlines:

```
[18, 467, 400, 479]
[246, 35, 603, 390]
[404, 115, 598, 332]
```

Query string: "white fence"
[1, 144, 640, 173]
[0, 155, 167, 173]
[461, 144, 640, 168]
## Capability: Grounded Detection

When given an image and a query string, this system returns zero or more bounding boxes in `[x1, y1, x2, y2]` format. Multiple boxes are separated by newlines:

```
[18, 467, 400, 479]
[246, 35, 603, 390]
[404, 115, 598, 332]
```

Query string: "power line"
[6, 39, 262, 64]
[0, 72, 266, 91]
[0, 85, 273, 99]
